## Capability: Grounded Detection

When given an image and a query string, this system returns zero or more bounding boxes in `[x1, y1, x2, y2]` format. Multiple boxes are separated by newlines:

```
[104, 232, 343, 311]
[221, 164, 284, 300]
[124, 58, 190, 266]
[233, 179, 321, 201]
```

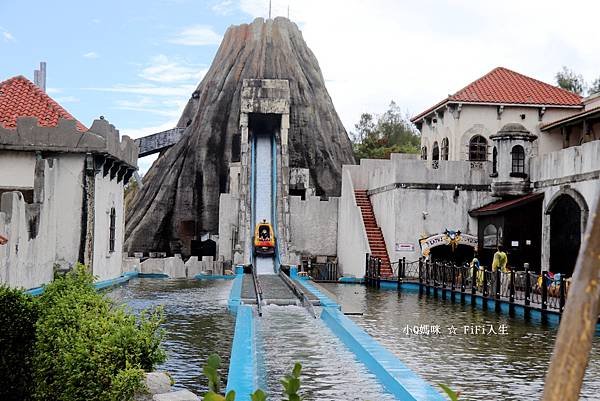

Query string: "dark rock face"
[125, 17, 355, 255]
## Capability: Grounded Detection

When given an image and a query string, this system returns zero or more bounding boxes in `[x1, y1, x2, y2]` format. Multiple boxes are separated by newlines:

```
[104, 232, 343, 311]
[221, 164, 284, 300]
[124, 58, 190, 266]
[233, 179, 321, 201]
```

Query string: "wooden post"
[441, 263, 447, 300]
[471, 264, 477, 305]
[495, 269, 501, 300]
[376, 258, 381, 289]
[425, 260, 431, 296]
[509, 270, 515, 303]
[397, 259, 401, 292]
[542, 197, 600, 401]
[450, 265, 456, 303]
[365, 253, 370, 286]
[482, 268, 488, 297]
[460, 266, 466, 303]
[541, 270, 548, 311]
[524, 268, 531, 307]
[559, 275, 566, 315]
[418, 258, 423, 295]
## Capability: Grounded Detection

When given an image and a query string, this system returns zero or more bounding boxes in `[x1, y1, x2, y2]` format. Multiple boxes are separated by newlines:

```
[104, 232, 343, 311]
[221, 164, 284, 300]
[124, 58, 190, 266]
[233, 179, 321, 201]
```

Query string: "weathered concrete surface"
[289, 195, 338, 257]
[140, 256, 185, 278]
[185, 255, 225, 277]
[134, 128, 185, 157]
[125, 17, 355, 257]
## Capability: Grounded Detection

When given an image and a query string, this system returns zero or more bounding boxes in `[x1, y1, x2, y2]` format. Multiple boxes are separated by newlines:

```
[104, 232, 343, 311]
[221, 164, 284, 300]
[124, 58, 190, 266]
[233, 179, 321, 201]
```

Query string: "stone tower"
[490, 122, 538, 197]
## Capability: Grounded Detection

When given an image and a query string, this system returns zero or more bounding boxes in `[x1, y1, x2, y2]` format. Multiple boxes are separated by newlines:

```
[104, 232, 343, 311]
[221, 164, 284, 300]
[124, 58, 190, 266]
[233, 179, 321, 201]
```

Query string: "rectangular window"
[109, 208, 116, 252]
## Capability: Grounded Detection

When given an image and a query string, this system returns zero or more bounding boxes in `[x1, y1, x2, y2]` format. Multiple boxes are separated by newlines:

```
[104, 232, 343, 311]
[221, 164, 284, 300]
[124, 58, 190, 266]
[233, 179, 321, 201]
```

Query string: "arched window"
[483, 224, 499, 249]
[441, 138, 449, 160]
[511, 145, 525, 174]
[492, 146, 498, 175]
[421, 146, 427, 160]
[469, 135, 487, 161]
[109, 207, 116, 252]
[432, 141, 440, 161]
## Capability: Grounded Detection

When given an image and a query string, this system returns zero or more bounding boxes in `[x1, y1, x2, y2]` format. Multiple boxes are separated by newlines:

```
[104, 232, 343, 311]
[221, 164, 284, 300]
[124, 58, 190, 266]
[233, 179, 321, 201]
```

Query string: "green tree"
[555, 66, 586, 95]
[589, 77, 600, 95]
[351, 101, 420, 161]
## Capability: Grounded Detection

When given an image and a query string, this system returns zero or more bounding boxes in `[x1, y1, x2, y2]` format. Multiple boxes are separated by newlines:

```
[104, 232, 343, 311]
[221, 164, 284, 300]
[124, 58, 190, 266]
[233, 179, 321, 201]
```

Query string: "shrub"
[0, 285, 38, 401]
[33, 264, 166, 401]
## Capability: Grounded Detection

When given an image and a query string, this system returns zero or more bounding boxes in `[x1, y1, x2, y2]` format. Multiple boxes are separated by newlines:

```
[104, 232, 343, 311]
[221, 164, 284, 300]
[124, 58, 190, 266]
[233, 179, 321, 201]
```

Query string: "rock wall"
[126, 17, 355, 256]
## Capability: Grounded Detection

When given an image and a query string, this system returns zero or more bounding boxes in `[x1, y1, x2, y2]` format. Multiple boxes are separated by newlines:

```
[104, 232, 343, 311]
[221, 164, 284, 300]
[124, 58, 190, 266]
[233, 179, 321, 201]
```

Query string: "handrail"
[252, 264, 263, 317]
[279, 270, 317, 319]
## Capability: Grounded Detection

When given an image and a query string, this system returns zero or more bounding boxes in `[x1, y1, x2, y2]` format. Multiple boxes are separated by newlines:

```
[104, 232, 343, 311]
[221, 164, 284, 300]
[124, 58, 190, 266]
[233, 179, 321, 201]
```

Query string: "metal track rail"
[252, 264, 264, 316]
[279, 271, 317, 318]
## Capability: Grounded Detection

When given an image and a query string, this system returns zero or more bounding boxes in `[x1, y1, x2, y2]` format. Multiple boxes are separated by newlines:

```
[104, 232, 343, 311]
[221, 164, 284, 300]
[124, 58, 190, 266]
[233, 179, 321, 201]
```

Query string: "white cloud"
[83, 51, 99, 59]
[236, 0, 600, 130]
[46, 87, 62, 94]
[2, 30, 15, 42]
[139, 54, 207, 83]
[114, 97, 186, 118]
[212, 0, 236, 15]
[84, 83, 196, 97]
[169, 25, 222, 46]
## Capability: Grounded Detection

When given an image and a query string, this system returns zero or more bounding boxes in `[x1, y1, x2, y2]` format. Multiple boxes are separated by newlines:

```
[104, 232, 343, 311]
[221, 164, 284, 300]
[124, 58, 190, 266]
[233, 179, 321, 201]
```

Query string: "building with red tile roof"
[0, 73, 139, 291]
[410, 67, 585, 163]
[411, 67, 582, 123]
[0, 75, 87, 132]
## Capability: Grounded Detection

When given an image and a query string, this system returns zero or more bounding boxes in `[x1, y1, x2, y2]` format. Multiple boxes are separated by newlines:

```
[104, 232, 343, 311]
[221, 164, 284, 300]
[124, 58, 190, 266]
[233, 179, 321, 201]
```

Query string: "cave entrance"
[549, 194, 582, 276]
[191, 238, 217, 258]
[248, 113, 281, 139]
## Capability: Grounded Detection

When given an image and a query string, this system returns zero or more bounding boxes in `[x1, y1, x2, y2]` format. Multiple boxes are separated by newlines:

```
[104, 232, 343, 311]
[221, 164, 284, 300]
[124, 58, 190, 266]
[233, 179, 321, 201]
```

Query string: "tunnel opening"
[248, 113, 281, 138]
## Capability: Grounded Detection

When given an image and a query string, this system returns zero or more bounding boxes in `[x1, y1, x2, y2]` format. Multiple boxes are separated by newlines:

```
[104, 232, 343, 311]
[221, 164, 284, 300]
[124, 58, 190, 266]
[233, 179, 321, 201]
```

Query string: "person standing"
[470, 251, 484, 290]
[492, 246, 509, 295]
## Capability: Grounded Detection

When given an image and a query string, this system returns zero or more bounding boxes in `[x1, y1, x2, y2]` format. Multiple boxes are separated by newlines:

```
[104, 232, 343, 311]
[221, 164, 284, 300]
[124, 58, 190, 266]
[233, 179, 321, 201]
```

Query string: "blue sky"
[1, 0, 599, 171]
[0, 0, 247, 136]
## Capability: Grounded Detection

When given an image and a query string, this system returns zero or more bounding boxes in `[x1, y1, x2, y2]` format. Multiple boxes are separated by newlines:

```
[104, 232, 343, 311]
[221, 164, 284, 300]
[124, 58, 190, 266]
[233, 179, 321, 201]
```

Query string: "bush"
[33, 265, 166, 401]
[0, 285, 38, 401]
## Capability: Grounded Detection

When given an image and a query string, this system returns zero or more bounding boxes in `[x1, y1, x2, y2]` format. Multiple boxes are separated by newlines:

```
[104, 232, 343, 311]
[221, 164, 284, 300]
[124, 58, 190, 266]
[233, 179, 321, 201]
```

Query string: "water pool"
[321, 283, 600, 400]
[108, 279, 235, 394]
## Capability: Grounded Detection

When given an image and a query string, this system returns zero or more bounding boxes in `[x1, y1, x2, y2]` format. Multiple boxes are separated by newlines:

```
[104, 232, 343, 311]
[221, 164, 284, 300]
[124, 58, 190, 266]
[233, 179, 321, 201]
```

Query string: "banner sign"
[395, 243, 415, 252]
[419, 229, 478, 256]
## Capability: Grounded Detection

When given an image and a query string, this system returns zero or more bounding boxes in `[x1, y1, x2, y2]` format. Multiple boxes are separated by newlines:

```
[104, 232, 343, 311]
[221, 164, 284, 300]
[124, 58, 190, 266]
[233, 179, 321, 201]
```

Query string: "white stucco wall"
[533, 140, 600, 269]
[419, 105, 578, 161]
[0, 157, 84, 289]
[218, 193, 240, 261]
[0, 151, 36, 189]
[289, 195, 338, 257]
[52, 155, 85, 268]
[337, 168, 370, 277]
[357, 156, 494, 264]
[92, 171, 125, 281]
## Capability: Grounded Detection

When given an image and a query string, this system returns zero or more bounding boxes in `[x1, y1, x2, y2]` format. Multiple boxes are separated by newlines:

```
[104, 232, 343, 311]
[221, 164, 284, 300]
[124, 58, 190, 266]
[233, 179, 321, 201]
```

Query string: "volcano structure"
[125, 17, 355, 256]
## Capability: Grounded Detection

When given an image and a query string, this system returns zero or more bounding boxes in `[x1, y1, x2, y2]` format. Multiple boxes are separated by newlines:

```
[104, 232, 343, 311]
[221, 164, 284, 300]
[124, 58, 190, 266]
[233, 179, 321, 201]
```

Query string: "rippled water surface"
[257, 305, 396, 401]
[321, 283, 600, 401]
[108, 279, 234, 394]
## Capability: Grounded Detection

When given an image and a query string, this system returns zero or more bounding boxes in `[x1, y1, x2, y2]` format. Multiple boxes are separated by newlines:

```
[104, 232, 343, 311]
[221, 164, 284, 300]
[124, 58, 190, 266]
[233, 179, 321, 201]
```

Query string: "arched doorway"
[549, 194, 582, 276]
[432, 141, 440, 160]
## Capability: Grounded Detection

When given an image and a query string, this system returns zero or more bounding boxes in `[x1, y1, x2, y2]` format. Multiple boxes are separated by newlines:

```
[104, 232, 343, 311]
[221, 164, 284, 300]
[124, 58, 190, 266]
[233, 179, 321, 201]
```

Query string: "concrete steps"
[354, 189, 393, 277]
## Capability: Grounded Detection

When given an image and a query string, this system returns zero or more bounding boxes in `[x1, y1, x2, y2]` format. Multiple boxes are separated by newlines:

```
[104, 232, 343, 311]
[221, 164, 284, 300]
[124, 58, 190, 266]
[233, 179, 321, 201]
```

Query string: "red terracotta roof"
[0, 75, 87, 132]
[412, 67, 583, 122]
[469, 192, 544, 216]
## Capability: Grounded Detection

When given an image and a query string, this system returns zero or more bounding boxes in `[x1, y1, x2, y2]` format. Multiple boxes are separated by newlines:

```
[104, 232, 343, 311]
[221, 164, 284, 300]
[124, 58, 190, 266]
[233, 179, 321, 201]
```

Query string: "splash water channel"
[108, 279, 396, 400]
[320, 283, 600, 401]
